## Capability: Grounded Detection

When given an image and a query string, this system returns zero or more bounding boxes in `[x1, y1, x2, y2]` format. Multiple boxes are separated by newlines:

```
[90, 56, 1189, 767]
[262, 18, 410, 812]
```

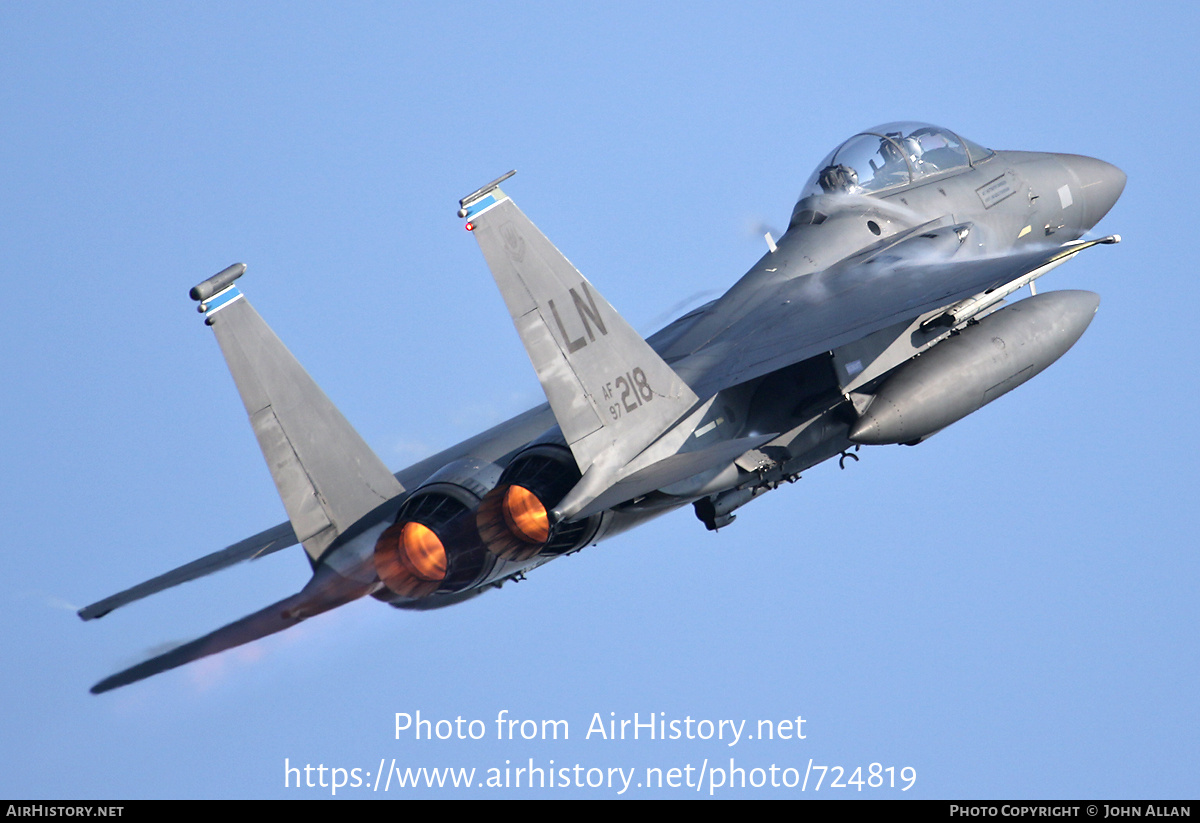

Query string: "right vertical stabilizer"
[460, 181, 700, 478]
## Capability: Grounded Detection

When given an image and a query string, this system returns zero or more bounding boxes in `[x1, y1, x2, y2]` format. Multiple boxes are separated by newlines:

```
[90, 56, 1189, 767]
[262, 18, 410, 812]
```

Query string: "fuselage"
[84, 123, 1126, 692]
[353, 123, 1125, 607]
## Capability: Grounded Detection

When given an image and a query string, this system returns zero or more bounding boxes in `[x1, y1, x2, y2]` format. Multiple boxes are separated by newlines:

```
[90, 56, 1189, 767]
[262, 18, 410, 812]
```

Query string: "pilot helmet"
[818, 163, 859, 194]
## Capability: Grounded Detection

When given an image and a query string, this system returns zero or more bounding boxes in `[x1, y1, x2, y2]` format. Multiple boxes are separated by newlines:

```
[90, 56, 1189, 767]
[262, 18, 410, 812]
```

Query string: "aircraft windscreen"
[799, 123, 991, 199]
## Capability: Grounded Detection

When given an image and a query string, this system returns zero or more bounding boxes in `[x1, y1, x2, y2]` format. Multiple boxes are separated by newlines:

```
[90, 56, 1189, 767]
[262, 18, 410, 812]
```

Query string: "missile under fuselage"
[848, 290, 1099, 446]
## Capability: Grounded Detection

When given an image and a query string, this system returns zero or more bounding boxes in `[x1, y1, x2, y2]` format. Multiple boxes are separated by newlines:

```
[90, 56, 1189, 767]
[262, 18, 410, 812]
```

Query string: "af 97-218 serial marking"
[602, 367, 653, 420]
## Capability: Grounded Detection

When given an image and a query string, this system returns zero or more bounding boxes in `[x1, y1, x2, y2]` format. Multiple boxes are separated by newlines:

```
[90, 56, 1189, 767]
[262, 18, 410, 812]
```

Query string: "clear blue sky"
[2, 2, 1196, 798]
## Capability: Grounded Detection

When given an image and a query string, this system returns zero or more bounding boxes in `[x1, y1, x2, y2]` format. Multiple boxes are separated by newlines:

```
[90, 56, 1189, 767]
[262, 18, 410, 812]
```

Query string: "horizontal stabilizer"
[461, 185, 700, 475]
[77, 521, 297, 621]
[90, 566, 370, 693]
[195, 270, 404, 561]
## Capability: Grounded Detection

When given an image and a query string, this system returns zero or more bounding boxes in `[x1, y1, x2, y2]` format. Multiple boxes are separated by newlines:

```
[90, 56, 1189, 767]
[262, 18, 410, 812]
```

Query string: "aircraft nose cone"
[1063, 155, 1126, 229]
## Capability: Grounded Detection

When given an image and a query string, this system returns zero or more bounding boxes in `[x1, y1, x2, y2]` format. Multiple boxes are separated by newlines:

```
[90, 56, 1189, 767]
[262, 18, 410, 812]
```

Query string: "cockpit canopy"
[800, 122, 993, 199]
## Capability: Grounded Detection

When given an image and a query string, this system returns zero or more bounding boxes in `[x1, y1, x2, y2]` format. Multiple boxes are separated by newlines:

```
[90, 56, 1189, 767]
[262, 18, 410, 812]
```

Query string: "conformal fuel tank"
[849, 290, 1099, 445]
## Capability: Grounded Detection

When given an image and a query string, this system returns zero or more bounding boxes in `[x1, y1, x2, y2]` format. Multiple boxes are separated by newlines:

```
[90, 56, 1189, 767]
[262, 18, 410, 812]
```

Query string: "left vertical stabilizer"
[192, 265, 404, 561]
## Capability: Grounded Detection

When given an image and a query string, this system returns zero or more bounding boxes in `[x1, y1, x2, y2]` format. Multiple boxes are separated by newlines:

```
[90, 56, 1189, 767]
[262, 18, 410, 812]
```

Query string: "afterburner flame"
[399, 522, 447, 581]
[374, 520, 445, 598]
[502, 485, 550, 544]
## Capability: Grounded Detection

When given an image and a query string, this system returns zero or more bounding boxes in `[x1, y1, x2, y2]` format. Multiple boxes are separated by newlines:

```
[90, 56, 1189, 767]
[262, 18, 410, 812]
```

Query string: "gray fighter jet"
[81, 122, 1125, 692]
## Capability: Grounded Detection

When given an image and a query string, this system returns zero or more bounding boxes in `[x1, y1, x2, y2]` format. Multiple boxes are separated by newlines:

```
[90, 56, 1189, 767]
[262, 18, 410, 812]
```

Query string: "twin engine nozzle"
[373, 448, 604, 599]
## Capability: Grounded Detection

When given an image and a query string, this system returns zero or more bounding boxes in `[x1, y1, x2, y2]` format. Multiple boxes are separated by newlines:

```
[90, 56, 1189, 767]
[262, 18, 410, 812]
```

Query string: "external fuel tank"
[849, 290, 1100, 445]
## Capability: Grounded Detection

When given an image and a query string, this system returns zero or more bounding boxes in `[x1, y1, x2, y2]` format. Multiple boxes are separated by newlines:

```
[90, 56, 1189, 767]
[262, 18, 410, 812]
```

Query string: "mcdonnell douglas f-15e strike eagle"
[82, 122, 1125, 693]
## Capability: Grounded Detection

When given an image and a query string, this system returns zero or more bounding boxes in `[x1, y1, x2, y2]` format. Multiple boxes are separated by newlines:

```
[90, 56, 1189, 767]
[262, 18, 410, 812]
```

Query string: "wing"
[675, 228, 1115, 399]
